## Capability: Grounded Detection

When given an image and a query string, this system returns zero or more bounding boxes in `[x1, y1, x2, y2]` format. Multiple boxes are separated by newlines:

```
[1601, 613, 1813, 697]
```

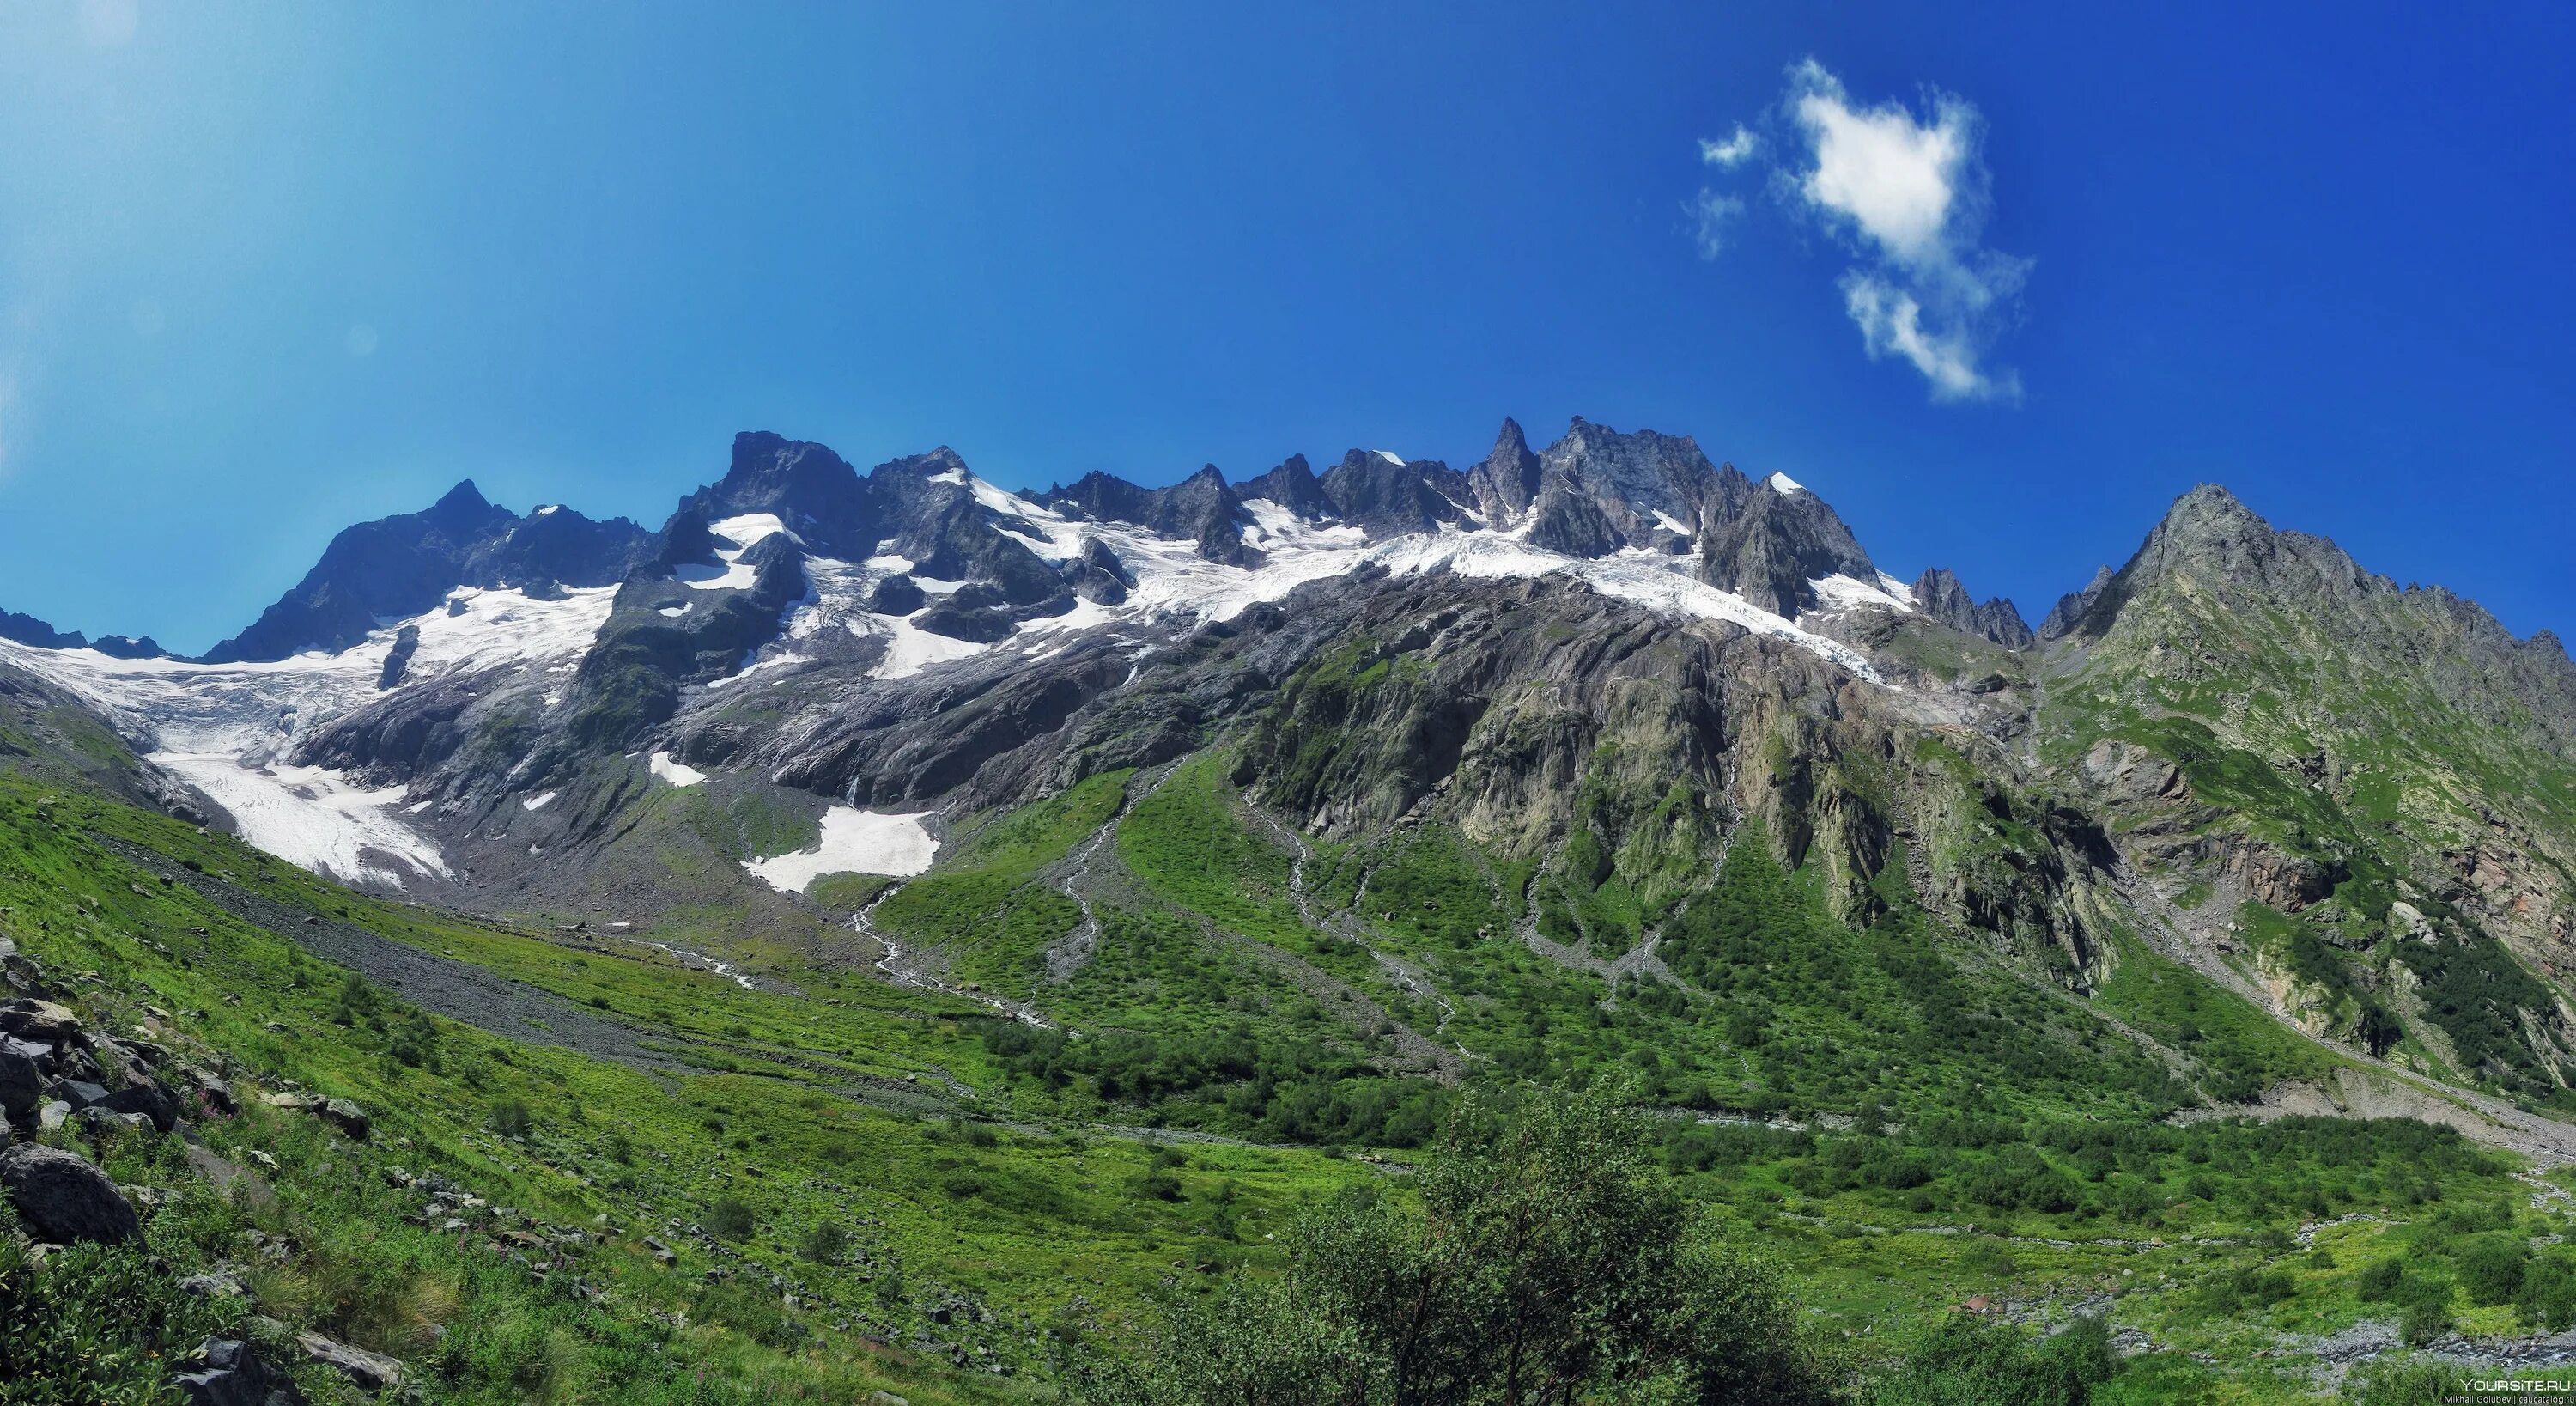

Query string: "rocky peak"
[1466, 417, 1543, 525]
[1319, 449, 1470, 539]
[2048, 485, 2376, 642]
[0, 610, 86, 651]
[204, 480, 647, 664]
[1239, 453, 1333, 520]
[1911, 568, 2035, 648]
[423, 480, 507, 535]
[684, 433, 874, 556]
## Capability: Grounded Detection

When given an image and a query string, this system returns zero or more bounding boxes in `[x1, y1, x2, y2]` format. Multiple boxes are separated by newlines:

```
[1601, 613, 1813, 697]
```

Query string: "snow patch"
[861, 614, 992, 680]
[1373, 449, 1406, 466]
[1809, 573, 1914, 615]
[522, 791, 557, 812]
[678, 514, 793, 591]
[743, 807, 939, 892]
[155, 752, 449, 888]
[647, 752, 707, 787]
[1767, 472, 1806, 496]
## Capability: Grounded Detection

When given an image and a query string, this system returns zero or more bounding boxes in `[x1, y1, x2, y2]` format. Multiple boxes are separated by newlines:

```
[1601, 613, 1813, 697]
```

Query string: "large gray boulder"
[0, 1142, 141, 1244]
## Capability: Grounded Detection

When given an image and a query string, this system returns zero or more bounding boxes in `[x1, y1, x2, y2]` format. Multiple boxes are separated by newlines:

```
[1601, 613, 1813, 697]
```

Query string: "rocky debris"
[0, 1141, 142, 1244]
[295, 1330, 404, 1393]
[173, 1336, 304, 1406]
[178, 1264, 252, 1299]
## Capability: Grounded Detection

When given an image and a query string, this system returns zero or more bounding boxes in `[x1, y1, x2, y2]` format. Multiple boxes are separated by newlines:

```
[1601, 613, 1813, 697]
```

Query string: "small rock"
[37, 1099, 70, 1131]
[177, 1266, 249, 1299]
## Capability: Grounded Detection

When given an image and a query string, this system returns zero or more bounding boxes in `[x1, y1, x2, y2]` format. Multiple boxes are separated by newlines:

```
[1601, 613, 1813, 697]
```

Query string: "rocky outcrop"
[0, 1141, 142, 1244]
[2037, 565, 2114, 642]
[1910, 568, 2034, 648]
[1697, 477, 1879, 618]
[205, 481, 651, 664]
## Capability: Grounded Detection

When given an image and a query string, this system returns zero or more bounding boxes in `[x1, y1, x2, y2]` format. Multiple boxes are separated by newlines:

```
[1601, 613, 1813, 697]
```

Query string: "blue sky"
[1, 3, 2569, 653]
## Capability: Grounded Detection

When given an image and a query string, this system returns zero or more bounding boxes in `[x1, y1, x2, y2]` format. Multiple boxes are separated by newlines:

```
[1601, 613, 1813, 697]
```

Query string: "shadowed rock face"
[1911, 567, 2035, 648]
[1696, 478, 1878, 618]
[204, 481, 652, 664]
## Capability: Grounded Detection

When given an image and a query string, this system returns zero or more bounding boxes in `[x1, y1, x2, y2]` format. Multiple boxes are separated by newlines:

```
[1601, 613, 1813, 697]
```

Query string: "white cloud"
[1842, 273, 2017, 402]
[1686, 190, 1743, 261]
[1698, 125, 1759, 168]
[1783, 59, 2026, 401]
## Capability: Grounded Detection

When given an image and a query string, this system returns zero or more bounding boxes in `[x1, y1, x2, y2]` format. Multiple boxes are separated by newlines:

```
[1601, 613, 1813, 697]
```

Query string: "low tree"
[1076, 1085, 1835, 1404]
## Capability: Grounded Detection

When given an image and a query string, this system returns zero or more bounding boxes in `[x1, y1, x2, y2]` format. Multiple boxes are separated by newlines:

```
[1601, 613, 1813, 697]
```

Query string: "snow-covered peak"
[1373, 449, 1406, 466]
[1767, 472, 1807, 496]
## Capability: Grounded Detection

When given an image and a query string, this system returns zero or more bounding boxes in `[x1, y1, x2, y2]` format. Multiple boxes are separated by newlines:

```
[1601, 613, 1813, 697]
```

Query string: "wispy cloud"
[1698, 125, 1759, 168]
[1783, 59, 2026, 401]
[1688, 59, 2028, 402]
[1686, 190, 1744, 261]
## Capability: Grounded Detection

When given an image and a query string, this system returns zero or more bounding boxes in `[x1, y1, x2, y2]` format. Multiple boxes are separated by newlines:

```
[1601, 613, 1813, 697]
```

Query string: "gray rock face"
[1696, 477, 1879, 618]
[0, 1141, 142, 1244]
[1318, 450, 1473, 538]
[205, 480, 651, 664]
[296, 1330, 404, 1393]
[2037, 564, 2115, 641]
[1911, 568, 2035, 648]
[174, 1337, 301, 1406]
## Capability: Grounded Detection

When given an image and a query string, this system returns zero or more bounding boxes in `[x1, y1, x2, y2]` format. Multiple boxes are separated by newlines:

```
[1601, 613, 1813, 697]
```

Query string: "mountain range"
[4, 413, 2573, 1135]
[10, 413, 2576, 1399]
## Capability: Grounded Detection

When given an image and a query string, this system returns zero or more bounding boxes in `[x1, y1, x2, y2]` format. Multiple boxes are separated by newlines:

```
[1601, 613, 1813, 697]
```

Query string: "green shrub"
[705, 1196, 756, 1240]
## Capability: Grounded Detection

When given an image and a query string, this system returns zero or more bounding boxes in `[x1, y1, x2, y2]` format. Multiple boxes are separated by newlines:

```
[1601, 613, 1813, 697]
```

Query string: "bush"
[488, 1099, 534, 1138]
[1079, 1086, 1835, 1404]
[800, 1223, 850, 1264]
[705, 1196, 756, 1241]
[2400, 1297, 2451, 1347]
[2454, 1233, 2530, 1306]
[1868, 1311, 2119, 1406]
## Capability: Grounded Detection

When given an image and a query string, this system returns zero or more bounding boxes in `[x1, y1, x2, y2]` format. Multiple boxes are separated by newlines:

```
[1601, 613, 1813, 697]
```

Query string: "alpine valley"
[3, 416, 2573, 1403]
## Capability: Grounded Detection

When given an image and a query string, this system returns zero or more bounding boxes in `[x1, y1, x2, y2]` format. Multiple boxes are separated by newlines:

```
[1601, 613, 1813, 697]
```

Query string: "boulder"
[0, 1045, 40, 1119]
[295, 1330, 403, 1393]
[0, 1142, 141, 1244]
[55, 1079, 112, 1111]
[319, 1098, 371, 1141]
[0, 998, 80, 1044]
[101, 1078, 182, 1134]
[173, 1337, 302, 1406]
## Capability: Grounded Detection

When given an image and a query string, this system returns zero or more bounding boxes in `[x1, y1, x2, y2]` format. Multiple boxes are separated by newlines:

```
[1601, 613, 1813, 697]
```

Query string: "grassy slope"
[854, 749, 2576, 1399]
[0, 771, 1382, 1403]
